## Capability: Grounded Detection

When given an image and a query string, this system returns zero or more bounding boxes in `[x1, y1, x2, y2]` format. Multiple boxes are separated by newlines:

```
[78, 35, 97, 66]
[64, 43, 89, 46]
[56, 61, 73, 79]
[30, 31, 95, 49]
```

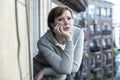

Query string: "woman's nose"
[64, 19, 69, 25]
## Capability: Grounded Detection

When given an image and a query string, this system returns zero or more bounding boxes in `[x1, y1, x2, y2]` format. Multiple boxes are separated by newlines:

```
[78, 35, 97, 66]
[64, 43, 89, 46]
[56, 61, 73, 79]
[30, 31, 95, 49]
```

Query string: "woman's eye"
[57, 17, 72, 21]
[58, 19, 62, 21]
[58, 18, 63, 21]
[68, 17, 72, 20]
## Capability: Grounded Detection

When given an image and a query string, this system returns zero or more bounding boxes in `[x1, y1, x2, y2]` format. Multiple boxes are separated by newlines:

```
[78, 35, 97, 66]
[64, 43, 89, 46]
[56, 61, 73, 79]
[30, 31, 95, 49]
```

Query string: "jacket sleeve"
[72, 29, 84, 72]
[37, 40, 74, 74]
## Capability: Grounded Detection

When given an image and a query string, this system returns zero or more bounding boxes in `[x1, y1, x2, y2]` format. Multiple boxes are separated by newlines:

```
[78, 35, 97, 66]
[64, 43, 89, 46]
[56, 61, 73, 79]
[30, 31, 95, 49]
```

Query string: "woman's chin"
[64, 30, 71, 33]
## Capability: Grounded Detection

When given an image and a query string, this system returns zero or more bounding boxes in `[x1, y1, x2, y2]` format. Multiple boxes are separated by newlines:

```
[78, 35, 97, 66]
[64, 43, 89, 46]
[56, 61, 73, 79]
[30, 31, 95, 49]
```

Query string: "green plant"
[79, 17, 85, 27]
[116, 77, 120, 80]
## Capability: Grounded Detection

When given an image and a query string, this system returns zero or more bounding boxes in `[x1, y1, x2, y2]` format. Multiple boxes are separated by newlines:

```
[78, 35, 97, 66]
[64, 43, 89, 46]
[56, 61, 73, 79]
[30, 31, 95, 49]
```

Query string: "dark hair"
[47, 6, 73, 30]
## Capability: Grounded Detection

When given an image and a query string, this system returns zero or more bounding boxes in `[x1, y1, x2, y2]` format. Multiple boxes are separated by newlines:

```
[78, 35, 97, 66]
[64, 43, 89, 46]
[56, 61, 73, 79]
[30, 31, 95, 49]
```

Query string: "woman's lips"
[63, 27, 71, 31]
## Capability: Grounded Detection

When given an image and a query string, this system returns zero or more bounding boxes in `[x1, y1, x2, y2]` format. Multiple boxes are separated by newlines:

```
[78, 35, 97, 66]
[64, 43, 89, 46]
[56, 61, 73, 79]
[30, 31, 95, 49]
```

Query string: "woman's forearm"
[38, 40, 74, 74]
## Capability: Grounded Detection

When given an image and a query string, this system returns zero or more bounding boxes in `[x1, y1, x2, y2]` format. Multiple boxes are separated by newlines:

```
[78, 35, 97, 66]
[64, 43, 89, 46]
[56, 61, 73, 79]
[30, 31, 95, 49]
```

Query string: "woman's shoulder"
[37, 30, 55, 47]
[37, 31, 50, 44]
[72, 26, 84, 35]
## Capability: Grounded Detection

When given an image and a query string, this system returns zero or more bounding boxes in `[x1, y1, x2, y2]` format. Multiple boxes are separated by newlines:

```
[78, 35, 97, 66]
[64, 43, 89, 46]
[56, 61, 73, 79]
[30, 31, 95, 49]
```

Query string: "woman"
[34, 6, 84, 80]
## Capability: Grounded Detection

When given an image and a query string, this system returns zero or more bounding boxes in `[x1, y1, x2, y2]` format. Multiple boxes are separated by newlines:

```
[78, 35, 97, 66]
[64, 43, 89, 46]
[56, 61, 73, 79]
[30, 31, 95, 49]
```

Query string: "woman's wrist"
[34, 69, 45, 80]
[65, 36, 72, 41]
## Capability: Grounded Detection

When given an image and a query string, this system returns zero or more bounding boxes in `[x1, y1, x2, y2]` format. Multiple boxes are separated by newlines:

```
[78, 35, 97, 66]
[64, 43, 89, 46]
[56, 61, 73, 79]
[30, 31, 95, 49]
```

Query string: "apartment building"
[77, 0, 115, 80]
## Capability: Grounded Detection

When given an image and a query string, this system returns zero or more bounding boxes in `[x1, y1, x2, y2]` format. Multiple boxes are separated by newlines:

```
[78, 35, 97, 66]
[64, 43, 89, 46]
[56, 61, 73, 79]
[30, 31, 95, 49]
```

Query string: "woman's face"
[54, 10, 73, 33]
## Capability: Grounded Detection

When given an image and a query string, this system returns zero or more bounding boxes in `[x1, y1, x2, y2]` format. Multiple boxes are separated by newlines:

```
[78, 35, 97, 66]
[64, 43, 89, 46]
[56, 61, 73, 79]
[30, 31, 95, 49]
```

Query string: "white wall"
[0, 0, 31, 80]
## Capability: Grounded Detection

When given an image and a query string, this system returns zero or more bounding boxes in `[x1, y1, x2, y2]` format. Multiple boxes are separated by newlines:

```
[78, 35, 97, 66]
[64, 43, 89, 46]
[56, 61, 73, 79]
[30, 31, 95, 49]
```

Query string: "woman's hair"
[47, 6, 73, 30]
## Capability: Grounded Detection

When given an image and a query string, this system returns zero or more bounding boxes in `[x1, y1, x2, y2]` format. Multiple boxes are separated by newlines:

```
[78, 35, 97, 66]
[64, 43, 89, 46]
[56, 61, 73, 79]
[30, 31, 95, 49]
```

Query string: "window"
[96, 6, 101, 17]
[106, 8, 112, 18]
[101, 7, 107, 17]
[88, 5, 95, 18]
[96, 25, 101, 31]
[90, 25, 94, 32]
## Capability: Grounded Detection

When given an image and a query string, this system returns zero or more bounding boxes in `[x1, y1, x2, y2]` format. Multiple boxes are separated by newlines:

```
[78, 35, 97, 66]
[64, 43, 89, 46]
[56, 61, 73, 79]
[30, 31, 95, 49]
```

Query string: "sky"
[106, 0, 120, 24]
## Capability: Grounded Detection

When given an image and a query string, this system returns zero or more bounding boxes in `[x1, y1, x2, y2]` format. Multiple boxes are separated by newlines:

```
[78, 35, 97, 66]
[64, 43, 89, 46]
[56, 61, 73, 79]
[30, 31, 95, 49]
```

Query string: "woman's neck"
[55, 35, 65, 45]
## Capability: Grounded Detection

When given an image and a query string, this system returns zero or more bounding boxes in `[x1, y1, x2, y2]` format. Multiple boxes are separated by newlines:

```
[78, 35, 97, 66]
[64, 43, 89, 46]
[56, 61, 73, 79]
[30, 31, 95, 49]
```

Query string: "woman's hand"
[53, 24, 72, 41]
[34, 69, 44, 80]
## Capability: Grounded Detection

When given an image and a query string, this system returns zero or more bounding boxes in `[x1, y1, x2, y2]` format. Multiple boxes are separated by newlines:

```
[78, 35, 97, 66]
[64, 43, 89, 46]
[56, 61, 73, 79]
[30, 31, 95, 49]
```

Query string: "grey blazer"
[36, 26, 84, 79]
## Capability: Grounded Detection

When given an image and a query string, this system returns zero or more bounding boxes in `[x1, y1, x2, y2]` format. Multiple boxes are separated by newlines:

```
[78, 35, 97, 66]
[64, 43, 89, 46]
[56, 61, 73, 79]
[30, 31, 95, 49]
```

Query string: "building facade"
[78, 0, 115, 80]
